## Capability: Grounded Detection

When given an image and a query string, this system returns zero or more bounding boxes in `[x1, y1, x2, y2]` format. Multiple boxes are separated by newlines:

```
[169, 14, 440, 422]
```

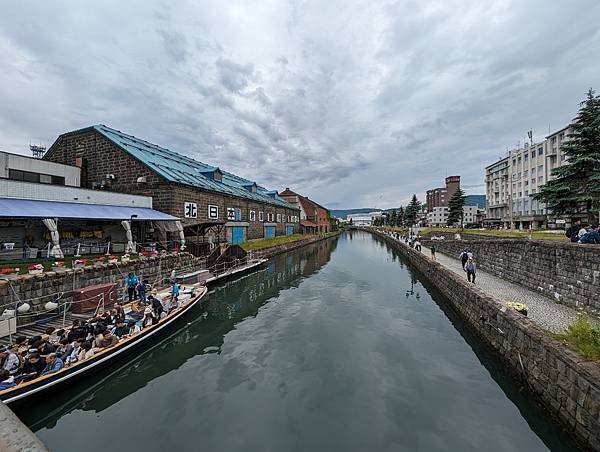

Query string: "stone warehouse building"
[44, 125, 300, 248]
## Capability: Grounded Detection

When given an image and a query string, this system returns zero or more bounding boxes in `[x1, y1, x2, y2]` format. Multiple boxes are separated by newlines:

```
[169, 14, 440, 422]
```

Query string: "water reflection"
[15, 238, 338, 431]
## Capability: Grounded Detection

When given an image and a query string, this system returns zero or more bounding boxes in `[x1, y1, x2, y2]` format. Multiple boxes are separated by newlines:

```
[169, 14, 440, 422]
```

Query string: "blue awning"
[0, 198, 178, 221]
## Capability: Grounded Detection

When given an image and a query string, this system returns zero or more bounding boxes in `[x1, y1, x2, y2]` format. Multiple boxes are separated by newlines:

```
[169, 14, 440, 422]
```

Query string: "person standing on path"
[430, 245, 436, 261]
[460, 249, 471, 271]
[465, 257, 476, 283]
[414, 239, 421, 252]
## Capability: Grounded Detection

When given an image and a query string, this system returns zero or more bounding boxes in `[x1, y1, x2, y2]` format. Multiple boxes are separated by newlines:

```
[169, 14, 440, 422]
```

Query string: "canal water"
[16, 231, 576, 451]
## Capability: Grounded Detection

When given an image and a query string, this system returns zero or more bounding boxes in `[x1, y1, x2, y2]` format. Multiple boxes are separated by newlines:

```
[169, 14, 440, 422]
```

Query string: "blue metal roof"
[93, 125, 295, 209]
[0, 198, 178, 221]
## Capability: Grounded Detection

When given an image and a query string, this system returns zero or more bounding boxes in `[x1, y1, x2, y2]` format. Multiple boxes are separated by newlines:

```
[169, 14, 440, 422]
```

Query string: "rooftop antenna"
[29, 143, 46, 159]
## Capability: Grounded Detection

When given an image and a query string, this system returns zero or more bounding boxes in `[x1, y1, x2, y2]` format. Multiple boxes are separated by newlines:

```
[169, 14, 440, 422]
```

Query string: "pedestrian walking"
[459, 249, 470, 270]
[430, 245, 436, 261]
[414, 240, 421, 252]
[465, 257, 476, 283]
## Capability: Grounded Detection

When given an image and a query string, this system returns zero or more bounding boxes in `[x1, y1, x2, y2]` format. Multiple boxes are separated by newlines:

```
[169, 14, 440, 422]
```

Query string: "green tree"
[397, 206, 404, 226]
[404, 195, 421, 226]
[447, 188, 466, 226]
[532, 88, 600, 221]
[389, 210, 397, 227]
[349, 217, 353, 226]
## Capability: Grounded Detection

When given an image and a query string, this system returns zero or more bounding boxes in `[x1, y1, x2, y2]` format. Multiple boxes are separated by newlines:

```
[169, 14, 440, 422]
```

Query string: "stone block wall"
[0, 253, 198, 318]
[373, 230, 600, 450]
[421, 237, 600, 311]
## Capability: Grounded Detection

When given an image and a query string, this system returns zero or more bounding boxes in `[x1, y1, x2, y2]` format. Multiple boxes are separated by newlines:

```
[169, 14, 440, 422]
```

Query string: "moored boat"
[0, 283, 208, 405]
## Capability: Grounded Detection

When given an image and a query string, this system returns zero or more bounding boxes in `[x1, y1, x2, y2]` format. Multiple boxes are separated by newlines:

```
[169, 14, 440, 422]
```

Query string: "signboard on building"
[208, 205, 219, 219]
[184, 202, 197, 219]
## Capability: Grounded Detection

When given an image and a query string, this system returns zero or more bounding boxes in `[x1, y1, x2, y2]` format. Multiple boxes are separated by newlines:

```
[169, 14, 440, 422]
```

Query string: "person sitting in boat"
[20, 352, 46, 382]
[41, 353, 64, 376]
[37, 339, 56, 357]
[114, 303, 126, 324]
[143, 307, 158, 328]
[78, 341, 95, 361]
[67, 320, 88, 343]
[14, 336, 28, 355]
[149, 295, 164, 318]
[166, 296, 179, 313]
[98, 331, 119, 348]
[0, 346, 20, 376]
[129, 320, 143, 335]
[65, 339, 83, 365]
[0, 369, 16, 390]
[113, 320, 130, 338]
[55, 338, 73, 361]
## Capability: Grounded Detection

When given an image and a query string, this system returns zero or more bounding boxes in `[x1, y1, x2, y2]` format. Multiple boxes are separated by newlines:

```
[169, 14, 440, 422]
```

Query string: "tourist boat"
[0, 283, 208, 405]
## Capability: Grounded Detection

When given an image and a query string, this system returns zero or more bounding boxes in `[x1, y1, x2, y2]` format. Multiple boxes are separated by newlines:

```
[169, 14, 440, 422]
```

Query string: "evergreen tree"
[389, 210, 397, 227]
[397, 206, 404, 226]
[532, 88, 600, 221]
[349, 217, 353, 225]
[447, 188, 466, 226]
[404, 195, 421, 226]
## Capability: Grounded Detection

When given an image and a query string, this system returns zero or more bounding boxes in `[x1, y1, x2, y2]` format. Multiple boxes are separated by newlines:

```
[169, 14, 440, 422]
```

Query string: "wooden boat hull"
[1, 286, 208, 405]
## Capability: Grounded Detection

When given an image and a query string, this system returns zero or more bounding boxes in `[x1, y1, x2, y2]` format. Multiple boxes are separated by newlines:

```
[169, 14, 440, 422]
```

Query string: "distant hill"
[465, 195, 486, 208]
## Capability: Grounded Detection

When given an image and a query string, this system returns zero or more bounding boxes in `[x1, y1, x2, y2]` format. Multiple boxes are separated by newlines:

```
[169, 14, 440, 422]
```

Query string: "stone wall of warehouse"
[371, 230, 600, 450]
[0, 254, 198, 319]
[420, 237, 600, 311]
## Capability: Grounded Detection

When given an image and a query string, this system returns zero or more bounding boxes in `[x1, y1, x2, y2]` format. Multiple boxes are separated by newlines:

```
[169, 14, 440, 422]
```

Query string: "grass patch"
[553, 315, 600, 362]
[242, 232, 338, 252]
[413, 227, 568, 242]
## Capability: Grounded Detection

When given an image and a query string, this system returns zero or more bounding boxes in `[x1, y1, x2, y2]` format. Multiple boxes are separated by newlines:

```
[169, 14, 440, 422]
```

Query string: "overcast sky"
[1, 1, 599, 209]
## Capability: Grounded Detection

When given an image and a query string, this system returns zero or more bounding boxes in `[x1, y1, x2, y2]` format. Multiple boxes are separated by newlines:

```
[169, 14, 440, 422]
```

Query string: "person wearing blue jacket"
[124, 272, 139, 302]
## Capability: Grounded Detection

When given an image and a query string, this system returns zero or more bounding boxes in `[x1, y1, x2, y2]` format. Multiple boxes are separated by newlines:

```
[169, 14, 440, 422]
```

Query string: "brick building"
[279, 188, 330, 233]
[426, 176, 460, 212]
[44, 125, 299, 248]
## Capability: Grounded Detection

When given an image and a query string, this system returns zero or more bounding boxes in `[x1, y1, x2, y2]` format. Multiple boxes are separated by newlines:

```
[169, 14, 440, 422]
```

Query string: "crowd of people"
[0, 275, 185, 392]
[566, 220, 600, 244]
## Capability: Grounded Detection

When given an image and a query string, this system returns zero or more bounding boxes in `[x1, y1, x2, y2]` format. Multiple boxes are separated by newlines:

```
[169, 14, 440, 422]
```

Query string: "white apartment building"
[426, 205, 479, 227]
[484, 124, 572, 229]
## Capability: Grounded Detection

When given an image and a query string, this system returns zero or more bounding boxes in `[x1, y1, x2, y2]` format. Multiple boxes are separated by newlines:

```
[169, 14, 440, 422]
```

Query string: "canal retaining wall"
[250, 233, 340, 260]
[0, 401, 49, 451]
[0, 253, 198, 317]
[421, 236, 600, 312]
[372, 229, 600, 451]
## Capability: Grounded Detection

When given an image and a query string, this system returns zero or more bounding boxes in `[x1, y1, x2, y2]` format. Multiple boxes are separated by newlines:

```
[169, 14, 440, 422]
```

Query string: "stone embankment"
[0, 401, 49, 451]
[372, 229, 600, 451]
[250, 233, 339, 260]
[421, 235, 600, 313]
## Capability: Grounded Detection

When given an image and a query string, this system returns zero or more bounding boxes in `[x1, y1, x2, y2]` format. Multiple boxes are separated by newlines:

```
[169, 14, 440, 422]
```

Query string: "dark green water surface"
[16, 231, 576, 451]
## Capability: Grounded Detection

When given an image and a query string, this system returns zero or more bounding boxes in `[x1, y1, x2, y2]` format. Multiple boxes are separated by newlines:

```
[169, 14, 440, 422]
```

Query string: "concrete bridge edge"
[0, 401, 50, 451]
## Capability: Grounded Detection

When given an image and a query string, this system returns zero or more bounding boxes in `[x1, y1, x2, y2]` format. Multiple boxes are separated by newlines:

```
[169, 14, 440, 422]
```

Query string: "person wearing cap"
[41, 353, 64, 376]
[0, 346, 20, 376]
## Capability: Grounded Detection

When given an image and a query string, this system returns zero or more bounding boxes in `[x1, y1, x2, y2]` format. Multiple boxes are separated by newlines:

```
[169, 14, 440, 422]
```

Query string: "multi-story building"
[44, 124, 300, 246]
[484, 156, 509, 226]
[279, 188, 329, 234]
[484, 124, 573, 230]
[426, 176, 460, 211]
[426, 205, 479, 227]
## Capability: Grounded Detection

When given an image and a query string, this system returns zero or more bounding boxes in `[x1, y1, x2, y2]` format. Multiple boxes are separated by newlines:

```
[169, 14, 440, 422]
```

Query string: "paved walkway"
[420, 245, 582, 333]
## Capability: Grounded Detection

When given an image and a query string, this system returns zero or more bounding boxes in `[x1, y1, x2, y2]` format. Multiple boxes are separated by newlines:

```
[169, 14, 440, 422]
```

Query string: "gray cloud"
[0, 0, 599, 209]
